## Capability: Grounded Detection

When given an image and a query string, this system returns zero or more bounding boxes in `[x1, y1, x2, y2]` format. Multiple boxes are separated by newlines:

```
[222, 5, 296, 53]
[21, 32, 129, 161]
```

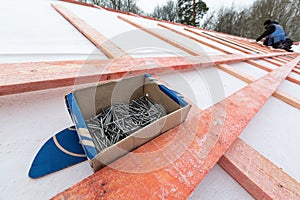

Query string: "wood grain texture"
[118, 16, 200, 56]
[217, 64, 300, 109]
[219, 138, 300, 200]
[1, 53, 288, 96]
[52, 4, 129, 59]
[51, 56, 300, 200]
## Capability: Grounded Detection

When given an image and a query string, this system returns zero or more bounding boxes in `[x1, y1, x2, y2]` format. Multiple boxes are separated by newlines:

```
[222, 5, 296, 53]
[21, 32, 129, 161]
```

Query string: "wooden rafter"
[117, 15, 200, 56]
[15, 3, 298, 198]
[247, 60, 300, 85]
[202, 31, 269, 54]
[125, 22, 300, 109]
[52, 56, 300, 199]
[184, 28, 256, 54]
[207, 31, 298, 63]
[219, 138, 300, 200]
[52, 4, 128, 59]
[190, 29, 300, 73]
[160, 24, 300, 85]
[217, 64, 300, 109]
[0, 53, 287, 96]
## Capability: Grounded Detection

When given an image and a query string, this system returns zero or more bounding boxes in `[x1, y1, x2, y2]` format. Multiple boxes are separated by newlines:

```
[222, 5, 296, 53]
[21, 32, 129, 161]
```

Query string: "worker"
[256, 19, 293, 52]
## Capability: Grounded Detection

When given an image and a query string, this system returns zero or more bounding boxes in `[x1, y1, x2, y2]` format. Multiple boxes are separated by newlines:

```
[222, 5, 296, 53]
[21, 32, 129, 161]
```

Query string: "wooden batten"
[51, 4, 129, 59]
[52, 56, 300, 199]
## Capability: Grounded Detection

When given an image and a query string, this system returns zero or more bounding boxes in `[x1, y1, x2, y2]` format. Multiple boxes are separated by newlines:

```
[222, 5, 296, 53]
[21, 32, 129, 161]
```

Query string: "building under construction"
[1, 0, 300, 199]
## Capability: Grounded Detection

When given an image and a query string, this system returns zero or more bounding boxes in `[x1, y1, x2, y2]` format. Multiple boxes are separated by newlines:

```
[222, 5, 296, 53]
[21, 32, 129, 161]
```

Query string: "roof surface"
[1, 0, 300, 199]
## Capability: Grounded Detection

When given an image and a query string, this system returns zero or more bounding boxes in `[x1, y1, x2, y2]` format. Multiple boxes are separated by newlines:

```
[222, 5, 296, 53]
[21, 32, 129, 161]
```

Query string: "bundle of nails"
[86, 96, 166, 152]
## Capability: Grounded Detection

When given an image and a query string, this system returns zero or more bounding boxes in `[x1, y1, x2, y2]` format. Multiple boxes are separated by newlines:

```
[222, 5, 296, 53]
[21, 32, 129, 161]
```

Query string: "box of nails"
[65, 74, 191, 171]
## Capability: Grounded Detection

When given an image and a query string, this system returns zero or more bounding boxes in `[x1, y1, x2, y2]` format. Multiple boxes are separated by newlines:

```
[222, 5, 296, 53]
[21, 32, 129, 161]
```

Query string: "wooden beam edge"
[50, 56, 300, 199]
[158, 23, 300, 89]
[117, 15, 200, 56]
[219, 138, 300, 200]
[247, 60, 300, 85]
[200, 31, 297, 70]
[1, 53, 291, 96]
[201, 31, 267, 54]
[51, 3, 128, 59]
[217, 64, 300, 109]
[185, 28, 254, 54]
[157, 23, 229, 54]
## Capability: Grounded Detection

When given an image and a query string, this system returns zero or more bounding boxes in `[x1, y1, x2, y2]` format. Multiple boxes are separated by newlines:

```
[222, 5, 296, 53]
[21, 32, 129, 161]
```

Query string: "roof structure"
[1, 0, 300, 199]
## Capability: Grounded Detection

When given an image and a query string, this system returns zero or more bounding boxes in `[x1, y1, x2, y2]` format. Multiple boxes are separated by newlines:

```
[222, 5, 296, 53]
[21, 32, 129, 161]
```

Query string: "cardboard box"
[65, 74, 191, 172]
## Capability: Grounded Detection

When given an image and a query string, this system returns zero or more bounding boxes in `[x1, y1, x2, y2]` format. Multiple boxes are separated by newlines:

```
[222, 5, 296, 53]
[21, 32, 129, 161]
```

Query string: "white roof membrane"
[229, 62, 268, 79]
[288, 71, 300, 80]
[59, 2, 190, 57]
[278, 80, 300, 99]
[188, 165, 254, 200]
[0, 87, 93, 200]
[1, 0, 299, 199]
[0, 0, 105, 63]
[240, 97, 300, 182]
[157, 67, 247, 110]
[252, 60, 278, 70]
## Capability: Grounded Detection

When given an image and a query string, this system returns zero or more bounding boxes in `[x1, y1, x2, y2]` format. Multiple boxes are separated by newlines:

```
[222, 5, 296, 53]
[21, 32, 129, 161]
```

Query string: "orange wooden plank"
[52, 4, 300, 110]
[263, 58, 286, 66]
[117, 16, 200, 56]
[178, 27, 300, 86]
[214, 32, 276, 53]
[193, 30, 296, 68]
[1, 53, 289, 96]
[273, 56, 291, 62]
[184, 28, 255, 54]
[261, 57, 300, 74]
[247, 60, 275, 72]
[217, 64, 254, 84]
[292, 68, 300, 76]
[219, 138, 300, 200]
[155, 24, 300, 110]
[52, 56, 300, 200]
[202, 31, 296, 66]
[157, 23, 231, 54]
[229, 38, 294, 63]
[157, 23, 299, 87]
[58, 0, 202, 32]
[263, 58, 300, 75]
[202, 31, 269, 54]
[158, 75, 300, 199]
[51, 4, 128, 59]
[218, 64, 300, 109]
[199, 30, 295, 70]
[247, 60, 300, 85]
[278, 56, 293, 62]
[159, 23, 296, 63]
[158, 25, 300, 110]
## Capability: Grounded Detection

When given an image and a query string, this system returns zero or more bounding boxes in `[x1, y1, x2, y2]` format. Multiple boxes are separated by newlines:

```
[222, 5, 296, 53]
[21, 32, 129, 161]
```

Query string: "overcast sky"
[136, 0, 256, 13]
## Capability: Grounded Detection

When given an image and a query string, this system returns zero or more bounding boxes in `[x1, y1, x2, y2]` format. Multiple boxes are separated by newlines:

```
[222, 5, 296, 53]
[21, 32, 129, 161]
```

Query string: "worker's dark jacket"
[256, 23, 286, 46]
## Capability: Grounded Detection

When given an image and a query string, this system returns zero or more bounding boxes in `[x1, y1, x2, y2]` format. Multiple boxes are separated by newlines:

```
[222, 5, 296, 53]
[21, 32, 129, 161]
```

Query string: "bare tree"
[151, 0, 178, 22]
[79, 0, 142, 14]
[202, 0, 300, 41]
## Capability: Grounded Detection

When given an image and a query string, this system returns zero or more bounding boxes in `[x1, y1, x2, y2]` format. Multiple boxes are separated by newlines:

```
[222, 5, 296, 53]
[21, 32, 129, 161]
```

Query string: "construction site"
[1, 0, 300, 199]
